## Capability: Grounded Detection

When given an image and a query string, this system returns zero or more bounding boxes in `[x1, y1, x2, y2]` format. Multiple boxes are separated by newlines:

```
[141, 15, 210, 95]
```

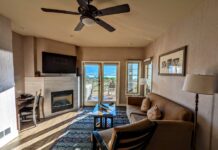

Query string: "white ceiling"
[0, 0, 203, 47]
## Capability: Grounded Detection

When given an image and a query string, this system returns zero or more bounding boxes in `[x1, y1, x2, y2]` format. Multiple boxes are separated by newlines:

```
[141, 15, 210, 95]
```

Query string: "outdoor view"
[84, 64, 117, 102]
[127, 62, 139, 94]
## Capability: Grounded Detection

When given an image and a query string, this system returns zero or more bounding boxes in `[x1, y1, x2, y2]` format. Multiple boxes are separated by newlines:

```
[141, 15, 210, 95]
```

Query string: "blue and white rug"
[52, 107, 129, 150]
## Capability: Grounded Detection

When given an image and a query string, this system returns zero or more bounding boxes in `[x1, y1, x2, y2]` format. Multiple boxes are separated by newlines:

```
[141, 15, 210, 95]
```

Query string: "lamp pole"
[193, 93, 199, 150]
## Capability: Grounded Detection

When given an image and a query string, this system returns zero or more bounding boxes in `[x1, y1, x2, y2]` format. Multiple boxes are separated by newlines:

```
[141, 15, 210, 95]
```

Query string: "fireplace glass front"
[51, 90, 73, 113]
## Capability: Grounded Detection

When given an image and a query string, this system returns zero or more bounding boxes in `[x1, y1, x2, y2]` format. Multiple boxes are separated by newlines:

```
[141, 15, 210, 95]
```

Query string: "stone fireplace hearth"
[25, 76, 80, 118]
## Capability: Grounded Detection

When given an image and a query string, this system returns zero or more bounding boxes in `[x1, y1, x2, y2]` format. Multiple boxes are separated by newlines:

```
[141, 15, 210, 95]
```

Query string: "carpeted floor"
[52, 106, 129, 150]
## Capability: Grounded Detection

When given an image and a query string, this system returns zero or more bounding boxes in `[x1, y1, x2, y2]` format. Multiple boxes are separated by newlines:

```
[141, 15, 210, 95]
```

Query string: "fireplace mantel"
[24, 76, 80, 118]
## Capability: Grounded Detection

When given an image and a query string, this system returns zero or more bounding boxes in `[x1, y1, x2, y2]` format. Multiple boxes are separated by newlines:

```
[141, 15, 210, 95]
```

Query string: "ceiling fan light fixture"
[82, 17, 95, 26]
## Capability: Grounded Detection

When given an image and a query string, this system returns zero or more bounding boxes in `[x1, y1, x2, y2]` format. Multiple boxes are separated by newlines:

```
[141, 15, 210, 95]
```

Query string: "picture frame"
[158, 46, 187, 76]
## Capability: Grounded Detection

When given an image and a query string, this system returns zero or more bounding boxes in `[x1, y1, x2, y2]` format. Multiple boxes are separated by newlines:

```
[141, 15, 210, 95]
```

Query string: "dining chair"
[20, 90, 42, 126]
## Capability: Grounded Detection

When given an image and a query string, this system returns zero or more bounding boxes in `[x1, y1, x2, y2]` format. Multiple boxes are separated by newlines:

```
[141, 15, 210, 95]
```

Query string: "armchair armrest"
[92, 131, 109, 150]
[127, 96, 145, 106]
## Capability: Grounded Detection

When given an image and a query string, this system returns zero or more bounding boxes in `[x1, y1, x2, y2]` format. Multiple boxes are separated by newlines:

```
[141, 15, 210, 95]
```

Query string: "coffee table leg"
[94, 116, 96, 130]
[105, 117, 107, 128]
[111, 117, 114, 127]
[100, 117, 102, 129]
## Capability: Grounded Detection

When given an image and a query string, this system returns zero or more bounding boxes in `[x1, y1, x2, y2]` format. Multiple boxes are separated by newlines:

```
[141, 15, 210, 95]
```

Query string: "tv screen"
[42, 52, 77, 73]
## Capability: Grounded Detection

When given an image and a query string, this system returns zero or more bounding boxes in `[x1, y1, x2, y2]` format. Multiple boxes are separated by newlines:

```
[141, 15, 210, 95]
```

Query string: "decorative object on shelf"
[159, 46, 187, 76]
[35, 71, 41, 77]
[183, 74, 217, 150]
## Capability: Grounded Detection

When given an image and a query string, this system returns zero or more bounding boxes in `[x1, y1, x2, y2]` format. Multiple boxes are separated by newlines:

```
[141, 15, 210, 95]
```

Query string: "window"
[144, 58, 153, 95]
[126, 61, 141, 95]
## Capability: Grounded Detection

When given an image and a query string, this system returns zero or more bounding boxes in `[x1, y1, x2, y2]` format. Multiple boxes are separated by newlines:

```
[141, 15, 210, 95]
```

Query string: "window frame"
[125, 60, 141, 95]
[144, 58, 153, 96]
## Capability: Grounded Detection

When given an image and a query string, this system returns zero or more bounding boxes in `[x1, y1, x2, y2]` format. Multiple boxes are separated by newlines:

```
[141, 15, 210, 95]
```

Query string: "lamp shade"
[183, 74, 216, 95]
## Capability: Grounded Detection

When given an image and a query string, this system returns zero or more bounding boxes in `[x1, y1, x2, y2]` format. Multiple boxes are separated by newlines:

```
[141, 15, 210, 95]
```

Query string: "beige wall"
[36, 38, 77, 73]
[0, 15, 12, 51]
[144, 0, 218, 149]
[78, 47, 145, 104]
[23, 36, 35, 77]
[12, 32, 24, 96]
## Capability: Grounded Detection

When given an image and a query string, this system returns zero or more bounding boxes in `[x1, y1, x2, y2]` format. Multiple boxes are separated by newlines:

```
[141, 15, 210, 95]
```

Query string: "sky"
[85, 64, 117, 78]
[85, 63, 139, 79]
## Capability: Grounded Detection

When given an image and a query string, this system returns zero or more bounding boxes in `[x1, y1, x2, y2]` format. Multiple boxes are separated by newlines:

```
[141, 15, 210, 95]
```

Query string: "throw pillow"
[141, 98, 151, 112]
[147, 105, 161, 120]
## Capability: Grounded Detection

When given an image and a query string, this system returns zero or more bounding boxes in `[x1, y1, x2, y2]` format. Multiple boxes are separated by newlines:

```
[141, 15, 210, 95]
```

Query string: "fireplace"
[51, 90, 74, 113]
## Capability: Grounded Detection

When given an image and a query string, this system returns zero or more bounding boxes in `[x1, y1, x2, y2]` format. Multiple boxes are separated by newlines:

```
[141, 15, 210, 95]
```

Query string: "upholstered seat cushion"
[130, 113, 147, 123]
[126, 105, 143, 120]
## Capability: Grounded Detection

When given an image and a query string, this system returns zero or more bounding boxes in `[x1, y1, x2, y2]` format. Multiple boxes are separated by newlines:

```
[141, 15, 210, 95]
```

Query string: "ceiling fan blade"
[98, 4, 130, 16]
[74, 21, 85, 31]
[77, 0, 88, 9]
[95, 18, 115, 32]
[41, 8, 80, 15]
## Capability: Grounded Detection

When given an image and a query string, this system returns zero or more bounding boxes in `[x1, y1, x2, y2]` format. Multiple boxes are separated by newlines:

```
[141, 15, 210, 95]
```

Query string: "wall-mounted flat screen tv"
[42, 52, 77, 74]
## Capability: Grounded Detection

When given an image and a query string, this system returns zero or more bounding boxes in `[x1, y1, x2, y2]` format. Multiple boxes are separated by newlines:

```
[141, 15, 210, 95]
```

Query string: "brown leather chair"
[92, 118, 157, 150]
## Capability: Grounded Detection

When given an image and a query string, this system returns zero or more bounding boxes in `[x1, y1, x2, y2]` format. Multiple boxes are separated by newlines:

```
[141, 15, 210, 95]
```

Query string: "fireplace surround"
[25, 76, 80, 118]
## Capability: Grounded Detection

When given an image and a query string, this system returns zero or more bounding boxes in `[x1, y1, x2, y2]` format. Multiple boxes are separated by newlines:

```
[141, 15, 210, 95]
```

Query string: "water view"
[84, 64, 117, 102]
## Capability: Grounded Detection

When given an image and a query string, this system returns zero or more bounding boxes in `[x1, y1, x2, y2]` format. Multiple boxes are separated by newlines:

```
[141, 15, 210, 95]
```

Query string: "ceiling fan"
[41, 0, 130, 32]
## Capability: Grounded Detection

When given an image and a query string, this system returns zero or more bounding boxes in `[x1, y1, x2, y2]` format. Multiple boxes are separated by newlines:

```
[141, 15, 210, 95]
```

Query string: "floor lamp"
[183, 74, 216, 150]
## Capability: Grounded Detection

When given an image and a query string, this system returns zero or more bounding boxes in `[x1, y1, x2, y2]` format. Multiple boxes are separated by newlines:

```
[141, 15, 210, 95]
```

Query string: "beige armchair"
[92, 118, 157, 150]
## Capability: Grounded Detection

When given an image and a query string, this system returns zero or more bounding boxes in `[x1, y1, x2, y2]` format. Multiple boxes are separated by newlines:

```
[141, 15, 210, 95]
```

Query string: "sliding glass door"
[83, 62, 119, 106]
[103, 64, 118, 102]
[84, 63, 101, 104]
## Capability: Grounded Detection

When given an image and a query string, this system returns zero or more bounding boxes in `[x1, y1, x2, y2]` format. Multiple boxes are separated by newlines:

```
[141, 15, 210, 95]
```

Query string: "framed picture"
[158, 46, 187, 76]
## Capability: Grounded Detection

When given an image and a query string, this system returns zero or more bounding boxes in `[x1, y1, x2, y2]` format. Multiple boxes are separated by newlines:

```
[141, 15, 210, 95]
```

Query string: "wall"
[0, 15, 18, 148]
[12, 32, 24, 96]
[144, 0, 218, 149]
[36, 38, 77, 74]
[78, 47, 145, 104]
[0, 16, 12, 50]
[23, 36, 35, 77]
[12, 36, 77, 96]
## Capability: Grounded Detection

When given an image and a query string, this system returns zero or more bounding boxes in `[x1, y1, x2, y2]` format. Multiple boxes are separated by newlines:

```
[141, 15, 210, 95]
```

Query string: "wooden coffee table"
[92, 103, 116, 130]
